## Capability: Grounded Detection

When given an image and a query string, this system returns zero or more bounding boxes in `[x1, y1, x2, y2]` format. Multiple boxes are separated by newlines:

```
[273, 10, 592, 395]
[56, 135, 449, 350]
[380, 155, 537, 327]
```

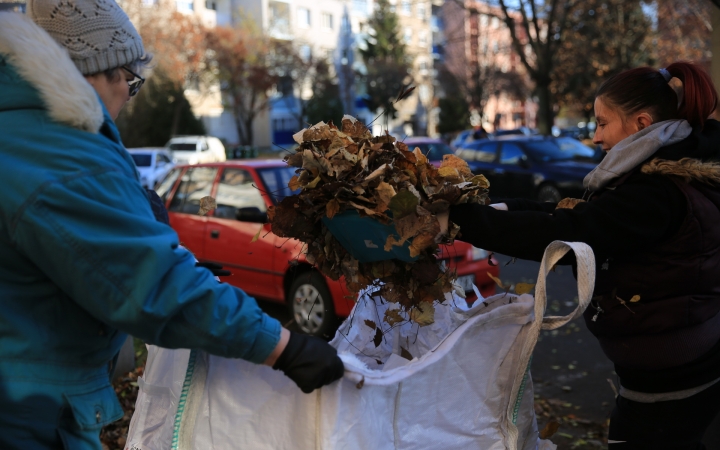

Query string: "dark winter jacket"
[449, 119, 720, 393]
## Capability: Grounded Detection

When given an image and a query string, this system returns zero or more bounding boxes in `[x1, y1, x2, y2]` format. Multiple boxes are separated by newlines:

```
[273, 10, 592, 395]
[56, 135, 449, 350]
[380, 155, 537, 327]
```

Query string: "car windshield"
[169, 143, 196, 151]
[257, 166, 301, 204]
[131, 154, 152, 167]
[524, 138, 596, 162]
[410, 142, 454, 161]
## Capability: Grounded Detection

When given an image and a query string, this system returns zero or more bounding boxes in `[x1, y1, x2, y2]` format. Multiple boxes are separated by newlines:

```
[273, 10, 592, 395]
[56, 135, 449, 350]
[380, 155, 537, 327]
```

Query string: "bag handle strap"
[505, 241, 595, 449]
[537, 241, 596, 330]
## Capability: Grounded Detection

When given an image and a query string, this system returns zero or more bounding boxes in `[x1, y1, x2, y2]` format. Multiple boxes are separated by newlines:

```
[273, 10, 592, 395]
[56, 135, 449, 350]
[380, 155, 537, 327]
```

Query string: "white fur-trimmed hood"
[0, 12, 104, 133]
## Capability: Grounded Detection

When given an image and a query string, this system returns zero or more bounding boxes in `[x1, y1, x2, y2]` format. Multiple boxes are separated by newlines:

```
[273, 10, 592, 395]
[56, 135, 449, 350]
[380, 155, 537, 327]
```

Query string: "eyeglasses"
[121, 66, 145, 97]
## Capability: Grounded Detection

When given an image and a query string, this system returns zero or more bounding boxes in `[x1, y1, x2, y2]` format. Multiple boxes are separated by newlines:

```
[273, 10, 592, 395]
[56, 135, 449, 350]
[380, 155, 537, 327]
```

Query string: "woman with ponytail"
[441, 61, 720, 448]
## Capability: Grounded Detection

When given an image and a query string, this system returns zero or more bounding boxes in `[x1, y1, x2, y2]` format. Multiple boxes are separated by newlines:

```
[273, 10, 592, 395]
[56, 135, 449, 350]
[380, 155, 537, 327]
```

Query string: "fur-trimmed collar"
[642, 158, 720, 185]
[0, 12, 103, 133]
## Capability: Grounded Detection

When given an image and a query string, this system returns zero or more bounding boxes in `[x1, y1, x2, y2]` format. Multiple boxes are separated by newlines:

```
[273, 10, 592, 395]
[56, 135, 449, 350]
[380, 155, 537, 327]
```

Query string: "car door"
[202, 167, 280, 300]
[495, 142, 536, 199]
[166, 166, 218, 259]
[153, 152, 173, 188]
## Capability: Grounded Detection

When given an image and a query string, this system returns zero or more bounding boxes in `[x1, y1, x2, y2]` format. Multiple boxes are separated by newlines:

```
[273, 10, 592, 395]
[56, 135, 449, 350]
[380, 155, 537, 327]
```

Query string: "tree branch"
[497, 0, 538, 78]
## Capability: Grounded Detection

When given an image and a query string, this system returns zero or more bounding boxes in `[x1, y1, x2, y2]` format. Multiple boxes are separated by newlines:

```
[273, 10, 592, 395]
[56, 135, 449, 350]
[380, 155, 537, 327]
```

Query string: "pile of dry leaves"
[269, 116, 489, 326]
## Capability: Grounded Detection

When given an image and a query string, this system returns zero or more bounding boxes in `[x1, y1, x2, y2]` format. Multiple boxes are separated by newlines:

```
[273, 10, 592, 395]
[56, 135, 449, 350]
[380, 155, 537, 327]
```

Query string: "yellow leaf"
[438, 167, 460, 179]
[487, 272, 505, 289]
[470, 174, 490, 189]
[305, 175, 322, 189]
[629, 295, 641, 303]
[326, 199, 341, 219]
[515, 282, 535, 295]
[412, 146, 428, 165]
[251, 226, 262, 243]
[410, 302, 435, 326]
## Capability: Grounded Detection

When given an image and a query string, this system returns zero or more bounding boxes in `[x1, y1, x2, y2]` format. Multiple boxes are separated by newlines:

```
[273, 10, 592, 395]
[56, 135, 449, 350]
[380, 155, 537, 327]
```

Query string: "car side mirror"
[236, 207, 268, 223]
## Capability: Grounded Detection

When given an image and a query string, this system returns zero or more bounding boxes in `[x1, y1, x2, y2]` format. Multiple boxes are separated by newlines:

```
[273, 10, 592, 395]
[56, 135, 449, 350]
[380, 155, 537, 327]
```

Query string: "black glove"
[273, 331, 345, 394]
[195, 261, 232, 277]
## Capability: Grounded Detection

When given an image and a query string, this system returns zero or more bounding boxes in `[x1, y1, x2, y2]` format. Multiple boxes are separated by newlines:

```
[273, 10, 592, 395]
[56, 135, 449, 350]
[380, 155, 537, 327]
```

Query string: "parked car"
[492, 127, 536, 137]
[155, 160, 499, 338]
[165, 135, 226, 165]
[456, 136, 601, 203]
[127, 148, 175, 189]
[450, 129, 475, 150]
[403, 137, 456, 166]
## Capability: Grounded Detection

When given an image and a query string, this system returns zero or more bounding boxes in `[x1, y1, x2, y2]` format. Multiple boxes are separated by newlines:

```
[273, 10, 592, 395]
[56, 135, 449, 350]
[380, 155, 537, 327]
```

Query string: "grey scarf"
[583, 120, 692, 192]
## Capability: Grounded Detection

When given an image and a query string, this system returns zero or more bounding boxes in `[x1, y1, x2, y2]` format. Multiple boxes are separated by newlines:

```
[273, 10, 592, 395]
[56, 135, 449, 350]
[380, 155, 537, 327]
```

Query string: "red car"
[155, 160, 498, 338]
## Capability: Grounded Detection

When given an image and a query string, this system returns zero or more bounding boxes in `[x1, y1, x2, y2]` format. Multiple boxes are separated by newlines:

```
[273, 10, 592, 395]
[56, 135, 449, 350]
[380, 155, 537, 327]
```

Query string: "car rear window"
[131, 154, 152, 167]
[169, 143, 196, 151]
[257, 167, 301, 204]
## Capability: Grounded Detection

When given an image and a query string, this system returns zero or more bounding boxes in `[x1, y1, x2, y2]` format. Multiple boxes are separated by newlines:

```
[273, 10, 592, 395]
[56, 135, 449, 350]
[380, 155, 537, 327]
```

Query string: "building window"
[491, 16, 499, 28]
[297, 7, 311, 28]
[269, 2, 290, 30]
[205, 0, 215, 9]
[480, 14, 488, 27]
[403, 27, 412, 44]
[418, 31, 428, 47]
[401, 0, 411, 15]
[299, 45, 312, 62]
[417, 2, 425, 20]
[321, 12, 334, 30]
[176, 0, 193, 12]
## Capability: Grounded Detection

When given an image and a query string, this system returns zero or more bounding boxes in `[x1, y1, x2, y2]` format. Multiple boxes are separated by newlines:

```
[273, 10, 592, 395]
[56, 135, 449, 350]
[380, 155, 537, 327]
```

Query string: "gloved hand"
[195, 261, 232, 277]
[273, 331, 344, 393]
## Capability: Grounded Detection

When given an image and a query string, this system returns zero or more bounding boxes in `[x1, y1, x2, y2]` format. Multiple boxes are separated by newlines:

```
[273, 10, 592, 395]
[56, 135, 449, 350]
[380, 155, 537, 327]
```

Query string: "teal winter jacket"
[0, 13, 280, 449]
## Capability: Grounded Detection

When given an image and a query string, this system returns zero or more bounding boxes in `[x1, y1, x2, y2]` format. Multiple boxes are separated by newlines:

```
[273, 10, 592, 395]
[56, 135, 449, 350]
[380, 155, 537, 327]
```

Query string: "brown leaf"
[539, 421, 560, 439]
[326, 199, 341, 219]
[384, 234, 404, 251]
[365, 163, 389, 182]
[288, 175, 302, 191]
[629, 295, 641, 303]
[439, 154, 473, 178]
[384, 309, 404, 326]
[198, 196, 217, 216]
[373, 327, 383, 347]
[470, 174, 490, 189]
[375, 181, 397, 206]
[409, 232, 437, 258]
[400, 347, 413, 361]
[364, 319, 377, 330]
[556, 198, 586, 210]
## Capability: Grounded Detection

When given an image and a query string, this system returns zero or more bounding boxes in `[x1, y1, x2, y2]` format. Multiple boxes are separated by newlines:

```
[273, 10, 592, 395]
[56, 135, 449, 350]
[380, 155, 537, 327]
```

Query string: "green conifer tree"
[359, 0, 410, 118]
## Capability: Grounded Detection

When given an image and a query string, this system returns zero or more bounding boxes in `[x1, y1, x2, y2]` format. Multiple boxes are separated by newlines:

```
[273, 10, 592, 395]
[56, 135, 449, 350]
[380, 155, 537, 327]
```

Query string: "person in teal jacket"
[0, 1, 344, 449]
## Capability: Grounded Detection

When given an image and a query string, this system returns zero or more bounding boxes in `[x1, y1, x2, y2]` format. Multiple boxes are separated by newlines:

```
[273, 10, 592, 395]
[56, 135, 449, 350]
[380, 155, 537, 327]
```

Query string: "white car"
[165, 136, 226, 165]
[127, 148, 175, 189]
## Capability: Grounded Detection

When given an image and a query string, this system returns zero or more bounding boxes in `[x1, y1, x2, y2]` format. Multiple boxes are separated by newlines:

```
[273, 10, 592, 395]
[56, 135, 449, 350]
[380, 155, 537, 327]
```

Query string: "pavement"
[258, 253, 720, 449]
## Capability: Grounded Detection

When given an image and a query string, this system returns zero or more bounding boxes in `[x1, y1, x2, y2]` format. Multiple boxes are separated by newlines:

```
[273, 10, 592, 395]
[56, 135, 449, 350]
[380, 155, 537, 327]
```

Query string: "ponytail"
[665, 62, 718, 129]
[596, 61, 718, 129]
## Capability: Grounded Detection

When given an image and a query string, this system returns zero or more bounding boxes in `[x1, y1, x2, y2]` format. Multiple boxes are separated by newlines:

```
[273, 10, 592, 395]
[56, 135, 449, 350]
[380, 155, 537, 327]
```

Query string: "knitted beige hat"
[27, 0, 145, 75]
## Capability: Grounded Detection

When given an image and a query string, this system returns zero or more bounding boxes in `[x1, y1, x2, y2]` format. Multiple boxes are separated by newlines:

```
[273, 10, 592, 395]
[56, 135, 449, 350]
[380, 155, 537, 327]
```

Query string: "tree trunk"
[244, 117, 254, 147]
[535, 82, 554, 136]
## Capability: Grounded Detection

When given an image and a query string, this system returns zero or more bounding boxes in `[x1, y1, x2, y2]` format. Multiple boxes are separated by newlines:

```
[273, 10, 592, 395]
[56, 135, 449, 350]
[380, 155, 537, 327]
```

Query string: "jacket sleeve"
[12, 169, 280, 363]
[448, 173, 687, 262]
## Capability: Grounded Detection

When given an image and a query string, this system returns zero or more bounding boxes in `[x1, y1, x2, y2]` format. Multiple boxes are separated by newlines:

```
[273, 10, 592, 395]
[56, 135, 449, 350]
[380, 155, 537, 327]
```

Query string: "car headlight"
[469, 246, 488, 261]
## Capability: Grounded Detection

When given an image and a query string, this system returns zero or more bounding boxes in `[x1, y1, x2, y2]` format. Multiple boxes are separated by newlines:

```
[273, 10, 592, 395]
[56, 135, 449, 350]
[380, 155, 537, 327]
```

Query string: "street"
[259, 253, 720, 449]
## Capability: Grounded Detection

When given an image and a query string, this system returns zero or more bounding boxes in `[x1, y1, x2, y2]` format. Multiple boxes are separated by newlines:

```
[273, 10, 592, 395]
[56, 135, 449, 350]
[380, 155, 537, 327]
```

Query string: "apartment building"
[440, 0, 536, 131]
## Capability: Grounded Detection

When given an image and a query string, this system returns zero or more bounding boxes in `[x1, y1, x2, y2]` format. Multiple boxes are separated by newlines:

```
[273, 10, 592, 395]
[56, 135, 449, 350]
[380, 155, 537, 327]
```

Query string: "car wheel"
[287, 272, 339, 339]
[537, 184, 562, 203]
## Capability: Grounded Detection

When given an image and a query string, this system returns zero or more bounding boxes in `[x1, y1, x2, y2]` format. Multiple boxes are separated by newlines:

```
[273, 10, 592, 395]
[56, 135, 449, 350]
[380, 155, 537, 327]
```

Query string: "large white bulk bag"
[127, 240, 594, 450]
